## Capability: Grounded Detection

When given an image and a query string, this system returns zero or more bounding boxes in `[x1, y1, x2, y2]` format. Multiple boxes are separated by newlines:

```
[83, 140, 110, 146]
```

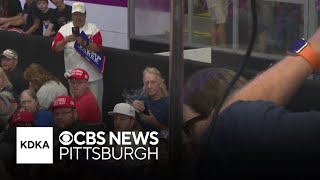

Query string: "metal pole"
[232, 0, 239, 51]
[169, 0, 184, 179]
[188, 0, 193, 44]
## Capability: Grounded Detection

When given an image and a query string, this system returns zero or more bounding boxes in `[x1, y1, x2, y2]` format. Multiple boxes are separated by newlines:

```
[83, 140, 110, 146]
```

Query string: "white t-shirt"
[52, 22, 103, 82]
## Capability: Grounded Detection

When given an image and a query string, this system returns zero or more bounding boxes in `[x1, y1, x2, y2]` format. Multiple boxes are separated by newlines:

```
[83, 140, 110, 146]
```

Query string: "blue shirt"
[35, 109, 54, 127]
[197, 100, 320, 178]
[138, 96, 169, 132]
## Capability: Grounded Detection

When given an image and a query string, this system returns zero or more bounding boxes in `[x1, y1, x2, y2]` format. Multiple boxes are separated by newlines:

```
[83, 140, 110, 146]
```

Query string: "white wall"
[19, 0, 129, 49]
[156, 48, 212, 64]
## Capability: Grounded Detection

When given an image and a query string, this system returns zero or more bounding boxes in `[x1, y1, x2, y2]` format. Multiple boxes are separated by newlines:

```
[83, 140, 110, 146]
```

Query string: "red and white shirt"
[52, 22, 103, 82]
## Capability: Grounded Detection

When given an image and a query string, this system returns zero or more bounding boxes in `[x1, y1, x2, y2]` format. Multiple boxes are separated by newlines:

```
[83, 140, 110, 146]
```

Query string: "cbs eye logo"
[59, 131, 73, 145]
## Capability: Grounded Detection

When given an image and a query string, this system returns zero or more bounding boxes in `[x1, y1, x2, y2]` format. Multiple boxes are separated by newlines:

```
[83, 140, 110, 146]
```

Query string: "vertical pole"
[128, 0, 135, 50]
[169, 0, 184, 179]
[188, 0, 193, 44]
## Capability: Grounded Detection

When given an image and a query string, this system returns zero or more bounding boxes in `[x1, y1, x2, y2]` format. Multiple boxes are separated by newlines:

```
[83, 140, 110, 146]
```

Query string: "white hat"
[108, 103, 135, 118]
[1, 49, 18, 60]
[72, 2, 86, 14]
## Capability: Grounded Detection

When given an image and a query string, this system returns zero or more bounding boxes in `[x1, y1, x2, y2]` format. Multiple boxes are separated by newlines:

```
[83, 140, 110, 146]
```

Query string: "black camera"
[72, 27, 80, 37]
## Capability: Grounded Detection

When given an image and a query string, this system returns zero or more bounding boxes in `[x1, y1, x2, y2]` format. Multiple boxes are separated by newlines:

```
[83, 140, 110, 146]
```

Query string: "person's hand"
[43, 30, 51, 37]
[0, 22, 10, 30]
[0, 18, 7, 25]
[64, 70, 72, 78]
[140, 111, 159, 127]
[64, 34, 76, 43]
[131, 100, 145, 113]
[75, 37, 87, 47]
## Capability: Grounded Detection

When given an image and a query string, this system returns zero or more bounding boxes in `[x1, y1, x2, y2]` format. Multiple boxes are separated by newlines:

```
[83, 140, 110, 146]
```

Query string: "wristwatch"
[287, 38, 320, 72]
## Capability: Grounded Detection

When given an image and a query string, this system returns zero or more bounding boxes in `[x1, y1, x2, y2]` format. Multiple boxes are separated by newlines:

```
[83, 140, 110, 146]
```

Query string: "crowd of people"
[0, 0, 71, 36]
[0, 1, 169, 179]
[0, 60, 170, 179]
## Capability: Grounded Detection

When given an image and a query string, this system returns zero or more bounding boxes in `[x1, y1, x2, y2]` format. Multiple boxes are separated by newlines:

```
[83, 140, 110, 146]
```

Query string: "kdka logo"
[16, 127, 53, 164]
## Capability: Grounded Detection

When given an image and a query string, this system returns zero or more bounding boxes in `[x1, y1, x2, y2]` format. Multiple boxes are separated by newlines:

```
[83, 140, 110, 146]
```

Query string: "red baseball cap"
[49, 95, 76, 110]
[69, 68, 89, 81]
[12, 111, 34, 125]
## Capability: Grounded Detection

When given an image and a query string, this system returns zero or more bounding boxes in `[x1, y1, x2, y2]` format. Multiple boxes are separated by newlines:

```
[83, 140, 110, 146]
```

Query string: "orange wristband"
[299, 44, 320, 72]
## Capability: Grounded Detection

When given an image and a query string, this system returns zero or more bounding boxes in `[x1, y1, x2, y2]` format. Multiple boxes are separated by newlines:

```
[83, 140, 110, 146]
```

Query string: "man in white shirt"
[51, 2, 103, 112]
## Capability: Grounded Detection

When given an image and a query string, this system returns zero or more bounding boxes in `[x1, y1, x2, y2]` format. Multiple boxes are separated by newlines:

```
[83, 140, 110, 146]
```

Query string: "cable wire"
[198, 0, 258, 167]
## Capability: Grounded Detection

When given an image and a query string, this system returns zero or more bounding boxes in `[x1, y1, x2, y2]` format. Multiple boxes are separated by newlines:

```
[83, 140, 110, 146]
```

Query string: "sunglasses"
[183, 114, 206, 136]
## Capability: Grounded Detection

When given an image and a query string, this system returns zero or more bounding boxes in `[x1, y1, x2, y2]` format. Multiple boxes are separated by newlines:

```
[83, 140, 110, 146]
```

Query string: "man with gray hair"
[132, 67, 169, 132]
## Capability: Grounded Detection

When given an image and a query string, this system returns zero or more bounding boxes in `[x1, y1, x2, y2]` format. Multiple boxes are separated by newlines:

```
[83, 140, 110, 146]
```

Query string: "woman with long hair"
[24, 63, 68, 108]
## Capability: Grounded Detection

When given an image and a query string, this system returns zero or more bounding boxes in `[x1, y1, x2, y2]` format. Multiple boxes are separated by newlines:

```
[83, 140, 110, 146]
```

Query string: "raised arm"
[52, 32, 76, 52]
[221, 28, 320, 111]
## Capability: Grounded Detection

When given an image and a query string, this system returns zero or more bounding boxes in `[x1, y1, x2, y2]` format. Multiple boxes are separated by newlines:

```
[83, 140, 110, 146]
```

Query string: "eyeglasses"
[53, 110, 73, 117]
[182, 114, 205, 136]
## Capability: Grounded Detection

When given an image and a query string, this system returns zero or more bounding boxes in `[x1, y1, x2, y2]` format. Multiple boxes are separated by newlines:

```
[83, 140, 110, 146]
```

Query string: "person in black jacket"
[0, 49, 28, 95]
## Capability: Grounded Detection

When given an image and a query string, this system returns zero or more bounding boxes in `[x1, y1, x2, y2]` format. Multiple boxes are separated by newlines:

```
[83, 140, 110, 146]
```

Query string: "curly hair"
[24, 63, 60, 91]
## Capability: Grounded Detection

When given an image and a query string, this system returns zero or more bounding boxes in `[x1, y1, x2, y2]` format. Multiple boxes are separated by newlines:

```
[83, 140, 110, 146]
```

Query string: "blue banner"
[74, 31, 105, 73]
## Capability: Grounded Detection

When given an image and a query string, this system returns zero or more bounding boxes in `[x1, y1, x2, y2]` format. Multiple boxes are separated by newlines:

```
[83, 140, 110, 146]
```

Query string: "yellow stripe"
[194, 12, 210, 17]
